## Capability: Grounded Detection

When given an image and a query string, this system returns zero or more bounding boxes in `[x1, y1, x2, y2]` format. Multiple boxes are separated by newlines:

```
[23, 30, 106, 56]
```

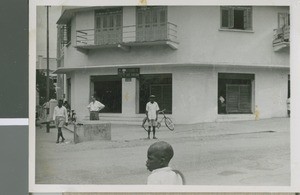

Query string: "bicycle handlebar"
[158, 109, 166, 114]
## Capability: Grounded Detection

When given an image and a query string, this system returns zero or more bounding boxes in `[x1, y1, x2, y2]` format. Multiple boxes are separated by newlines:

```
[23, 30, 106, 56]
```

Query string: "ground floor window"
[218, 73, 254, 114]
[91, 75, 122, 113]
[139, 74, 172, 114]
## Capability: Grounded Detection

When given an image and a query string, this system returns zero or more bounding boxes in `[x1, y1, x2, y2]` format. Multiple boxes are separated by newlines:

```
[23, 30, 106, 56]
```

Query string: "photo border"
[29, 0, 300, 193]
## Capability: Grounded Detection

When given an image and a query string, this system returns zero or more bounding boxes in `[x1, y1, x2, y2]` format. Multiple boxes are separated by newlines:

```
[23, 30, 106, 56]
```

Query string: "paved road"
[35, 118, 290, 185]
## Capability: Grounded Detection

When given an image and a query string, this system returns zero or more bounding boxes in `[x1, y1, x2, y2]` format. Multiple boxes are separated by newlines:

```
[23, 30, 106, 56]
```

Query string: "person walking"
[87, 95, 105, 120]
[146, 95, 160, 139]
[53, 99, 68, 143]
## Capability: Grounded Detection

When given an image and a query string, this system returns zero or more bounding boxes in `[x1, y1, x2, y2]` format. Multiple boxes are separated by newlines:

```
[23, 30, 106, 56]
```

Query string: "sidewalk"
[62, 117, 289, 142]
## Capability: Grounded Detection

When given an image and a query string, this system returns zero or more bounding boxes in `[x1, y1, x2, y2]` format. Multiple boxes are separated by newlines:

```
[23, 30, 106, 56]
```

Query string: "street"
[35, 118, 290, 185]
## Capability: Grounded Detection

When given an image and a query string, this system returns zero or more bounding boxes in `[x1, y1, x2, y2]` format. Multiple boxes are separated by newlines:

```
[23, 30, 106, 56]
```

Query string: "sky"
[36, 6, 62, 59]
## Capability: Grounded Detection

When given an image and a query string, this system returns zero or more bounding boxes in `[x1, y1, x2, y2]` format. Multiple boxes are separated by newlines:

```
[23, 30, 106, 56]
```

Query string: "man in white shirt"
[146, 95, 160, 139]
[87, 95, 105, 120]
[53, 99, 68, 143]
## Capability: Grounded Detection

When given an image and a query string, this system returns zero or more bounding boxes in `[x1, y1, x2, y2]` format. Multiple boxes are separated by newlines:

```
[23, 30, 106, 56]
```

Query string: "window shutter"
[228, 7, 234, 29]
[226, 84, 239, 113]
[221, 7, 229, 28]
[243, 7, 252, 30]
[239, 85, 251, 112]
[61, 25, 68, 45]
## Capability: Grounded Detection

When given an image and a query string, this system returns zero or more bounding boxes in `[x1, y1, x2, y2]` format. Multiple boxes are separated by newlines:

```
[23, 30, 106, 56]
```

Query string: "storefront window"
[218, 73, 254, 114]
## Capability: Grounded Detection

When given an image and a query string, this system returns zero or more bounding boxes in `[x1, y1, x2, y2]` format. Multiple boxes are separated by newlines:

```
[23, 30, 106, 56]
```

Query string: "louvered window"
[58, 22, 71, 46]
[218, 73, 254, 114]
[136, 6, 167, 42]
[221, 6, 252, 30]
[95, 8, 122, 45]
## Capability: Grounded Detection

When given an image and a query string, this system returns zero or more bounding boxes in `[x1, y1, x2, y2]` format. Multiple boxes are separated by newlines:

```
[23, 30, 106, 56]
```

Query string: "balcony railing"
[75, 22, 178, 49]
[273, 25, 290, 51]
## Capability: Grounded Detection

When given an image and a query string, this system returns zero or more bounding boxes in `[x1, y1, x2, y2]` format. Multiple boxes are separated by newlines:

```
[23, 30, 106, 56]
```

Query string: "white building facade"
[55, 6, 290, 124]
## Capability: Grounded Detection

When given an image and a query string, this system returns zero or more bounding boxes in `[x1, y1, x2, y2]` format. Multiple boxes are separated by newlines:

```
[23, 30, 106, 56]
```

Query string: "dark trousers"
[90, 111, 99, 120]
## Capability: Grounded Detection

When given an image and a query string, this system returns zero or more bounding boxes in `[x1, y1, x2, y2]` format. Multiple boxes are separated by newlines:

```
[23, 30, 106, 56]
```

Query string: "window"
[278, 12, 290, 28]
[218, 73, 254, 114]
[94, 8, 122, 45]
[136, 6, 167, 42]
[58, 22, 71, 45]
[221, 6, 252, 30]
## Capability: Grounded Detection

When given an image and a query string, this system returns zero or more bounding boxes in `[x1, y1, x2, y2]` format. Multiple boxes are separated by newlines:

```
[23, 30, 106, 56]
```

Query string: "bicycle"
[142, 109, 175, 131]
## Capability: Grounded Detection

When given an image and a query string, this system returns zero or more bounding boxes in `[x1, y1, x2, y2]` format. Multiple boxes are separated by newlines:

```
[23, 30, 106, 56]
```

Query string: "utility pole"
[46, 6, 50, 133]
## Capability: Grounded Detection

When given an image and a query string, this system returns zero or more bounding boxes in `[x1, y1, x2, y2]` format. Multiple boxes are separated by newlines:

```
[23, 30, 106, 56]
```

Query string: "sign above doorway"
[118, 68, 140, 78]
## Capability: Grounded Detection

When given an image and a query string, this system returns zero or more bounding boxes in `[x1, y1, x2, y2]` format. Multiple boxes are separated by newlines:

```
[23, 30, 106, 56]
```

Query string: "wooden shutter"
[239, 85, 251, 112]
[226, 85, 239, 113]
[226, 84, 252, 113]
[221, 7, 230, 28]
[243, 7, 252, 30]
[95, 8, 122, 45]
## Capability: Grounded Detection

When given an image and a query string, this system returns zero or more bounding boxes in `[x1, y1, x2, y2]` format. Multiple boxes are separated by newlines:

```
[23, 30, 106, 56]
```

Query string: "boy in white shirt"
[146, 141, 185, 185]
[53, 99, 68, 143]
[146, 95, 159, 139]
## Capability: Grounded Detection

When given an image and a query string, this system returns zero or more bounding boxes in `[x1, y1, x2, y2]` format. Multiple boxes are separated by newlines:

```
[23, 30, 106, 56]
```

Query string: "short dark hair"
[149, 141, 174, 163]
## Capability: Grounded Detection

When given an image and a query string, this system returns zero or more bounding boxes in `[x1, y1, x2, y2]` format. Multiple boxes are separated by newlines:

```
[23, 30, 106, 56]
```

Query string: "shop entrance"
[218, 73, 254, 114]
[91, 75, 122, 113]
[139, 74, 172, 114]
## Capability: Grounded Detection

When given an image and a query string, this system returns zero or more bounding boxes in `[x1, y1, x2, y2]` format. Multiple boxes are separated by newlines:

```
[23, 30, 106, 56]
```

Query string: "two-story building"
[54, 6, 290, 124]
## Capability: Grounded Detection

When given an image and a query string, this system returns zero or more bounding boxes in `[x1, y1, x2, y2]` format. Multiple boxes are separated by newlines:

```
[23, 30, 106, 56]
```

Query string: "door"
[150, 84, 172, 113]
[136, 7, 167, 42]
[95, 8, 122, 45]
[226, 84, 251, 113]
[92, 76, 122, 113]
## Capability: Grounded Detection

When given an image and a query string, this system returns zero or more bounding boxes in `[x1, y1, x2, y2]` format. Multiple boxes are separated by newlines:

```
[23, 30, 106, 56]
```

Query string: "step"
[216, 114, 255, 122]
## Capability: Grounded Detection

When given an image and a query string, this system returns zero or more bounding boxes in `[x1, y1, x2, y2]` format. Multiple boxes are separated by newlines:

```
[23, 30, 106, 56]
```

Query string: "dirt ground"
[35, 118, 290, 185]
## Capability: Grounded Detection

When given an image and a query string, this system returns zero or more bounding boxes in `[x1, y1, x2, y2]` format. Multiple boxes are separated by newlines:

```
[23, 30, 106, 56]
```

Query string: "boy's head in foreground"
[146, 141, 174, 171]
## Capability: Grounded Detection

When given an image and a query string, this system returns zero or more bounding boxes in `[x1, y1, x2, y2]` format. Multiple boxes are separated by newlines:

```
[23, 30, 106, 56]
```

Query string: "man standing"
[53, 99, 68, 143]
[87, 95, 105, 120]
[146, 95, 160, 139]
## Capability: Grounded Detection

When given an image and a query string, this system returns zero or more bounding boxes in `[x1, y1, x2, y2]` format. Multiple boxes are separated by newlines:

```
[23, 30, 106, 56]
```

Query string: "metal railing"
[76, 22, 178, 47]
[273, 25, 290, 45]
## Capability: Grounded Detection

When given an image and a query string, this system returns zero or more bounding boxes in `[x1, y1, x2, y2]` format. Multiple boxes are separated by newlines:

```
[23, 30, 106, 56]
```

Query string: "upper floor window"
[136, 6, 167, 42]
[94, 8, 122, 45]
[221, 6, 252, 30]
[58, 22, 71, 46]
[277, 12, 290, 28]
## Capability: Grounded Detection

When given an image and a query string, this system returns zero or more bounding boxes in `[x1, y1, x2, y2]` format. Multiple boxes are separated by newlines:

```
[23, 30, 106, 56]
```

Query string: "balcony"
[75, 22, 179, 50]
[273, 25, 290, 52]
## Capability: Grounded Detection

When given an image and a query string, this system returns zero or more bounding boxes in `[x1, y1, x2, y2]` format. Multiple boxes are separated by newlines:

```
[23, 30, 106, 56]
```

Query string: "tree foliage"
[36, 70, 56, 105]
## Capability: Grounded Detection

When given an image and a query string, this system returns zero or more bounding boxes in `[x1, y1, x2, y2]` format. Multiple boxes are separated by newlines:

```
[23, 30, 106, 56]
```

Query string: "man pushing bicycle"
[145, 95, 160, 139]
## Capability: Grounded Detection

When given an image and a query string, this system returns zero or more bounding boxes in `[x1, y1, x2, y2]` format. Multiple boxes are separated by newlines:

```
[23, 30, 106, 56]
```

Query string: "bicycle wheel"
[165, 117, 174, 131]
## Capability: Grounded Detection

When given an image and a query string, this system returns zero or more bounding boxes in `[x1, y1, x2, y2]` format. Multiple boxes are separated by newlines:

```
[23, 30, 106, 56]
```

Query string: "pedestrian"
[218, 94, 226, 114]
[146, 141, 185, 185]
[87, 95, 105, 120]
[52, 99, 68, 143]
[146, 95, 159, 139]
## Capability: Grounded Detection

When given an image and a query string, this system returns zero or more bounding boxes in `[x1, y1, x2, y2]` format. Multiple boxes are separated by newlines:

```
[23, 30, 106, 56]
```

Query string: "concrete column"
[122, 78, 137, 116]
